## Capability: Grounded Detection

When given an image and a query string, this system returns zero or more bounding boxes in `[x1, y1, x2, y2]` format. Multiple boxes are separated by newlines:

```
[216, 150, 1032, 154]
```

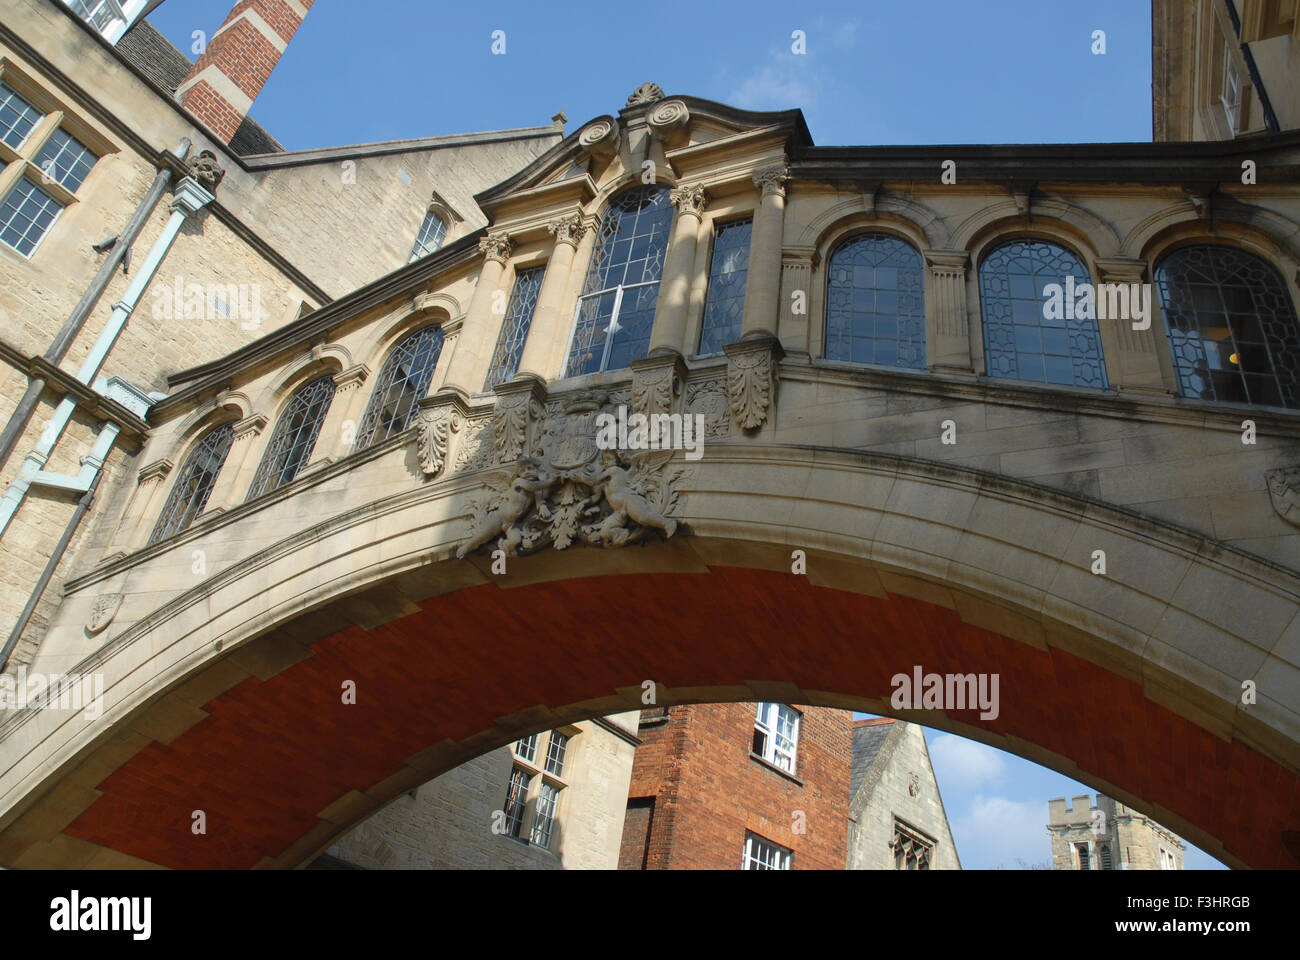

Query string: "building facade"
[0, 1, 1296, 870]
[1048, 794, 1187, 870]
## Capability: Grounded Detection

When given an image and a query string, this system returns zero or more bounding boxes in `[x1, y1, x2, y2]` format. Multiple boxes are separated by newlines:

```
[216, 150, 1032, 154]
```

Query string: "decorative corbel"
[724, 335, 784, 431]
[416, 392, 468, 478]
[491, 377, 549, 465]
[629, 353, 687, 419]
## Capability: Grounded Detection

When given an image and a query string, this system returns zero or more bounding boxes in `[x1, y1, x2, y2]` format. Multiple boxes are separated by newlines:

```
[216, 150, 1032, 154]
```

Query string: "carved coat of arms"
[1266, 466, 1300, 528]
[456, 392, 685, 558]
[86, 593, 123, 635]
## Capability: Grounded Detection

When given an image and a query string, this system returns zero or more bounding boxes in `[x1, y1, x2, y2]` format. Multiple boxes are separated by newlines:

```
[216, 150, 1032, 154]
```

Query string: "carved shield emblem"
[86, 593, 123, 635]
[542, 392, 609, 470]
[1266, 466, 1300, 528]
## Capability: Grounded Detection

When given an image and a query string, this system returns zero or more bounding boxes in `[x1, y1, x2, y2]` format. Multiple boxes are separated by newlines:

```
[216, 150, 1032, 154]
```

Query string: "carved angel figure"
[455, 455, 557, 558]
[582, 449, 678, 546]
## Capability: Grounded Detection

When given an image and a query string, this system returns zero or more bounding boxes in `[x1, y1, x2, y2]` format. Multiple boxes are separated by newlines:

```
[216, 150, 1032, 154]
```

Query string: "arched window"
[410, 209, 447, 261]
[354, 325, 445, 450]
[246, 375, 335, 500]
[825, 233, 926, 368]
[979, 239, 1107, 389]
[564, 184, 673, 377]
[148, 423, 235, 544]
[1154, 245, 1300, 409]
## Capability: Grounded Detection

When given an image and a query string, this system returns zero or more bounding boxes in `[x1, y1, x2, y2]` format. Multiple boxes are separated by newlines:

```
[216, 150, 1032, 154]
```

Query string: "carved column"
[515, 212, 586, 383]
[923, 250, 973, 372]
[427, 316, 462, 395]
[205, 412, 269, 511]
[310, 364, 369, 465]
[548, 216, 600, 378]
[739, 163, 789, 341]
[648, 184, 709, 357]
[1095, 257, 1166, 394]
[439, 232, 514, 397]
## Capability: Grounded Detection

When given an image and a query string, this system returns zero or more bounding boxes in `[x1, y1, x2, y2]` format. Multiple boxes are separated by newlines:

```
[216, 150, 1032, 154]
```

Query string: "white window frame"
[742, 832, 792, 870]
[1221, 42, 1242, 134]
[753, 702, 800, 773]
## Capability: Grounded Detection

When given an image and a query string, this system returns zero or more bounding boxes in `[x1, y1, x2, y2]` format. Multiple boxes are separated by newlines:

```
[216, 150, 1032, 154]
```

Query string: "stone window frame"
[892, 817, 936, 870]
[0, 60, 114, 261]
[752, 702, 800, 775]
[245, 374, 338, 502]
[500, 727, 577, 852]
[696, 214, 754, 357]
[408, 193, 462, 263]
[822, 230, 928, 371]
[351, 323, 446, 451]
[741, 831, 792, 870]
[1074, 840, 1091, 870]
[147, 421, 237, 545]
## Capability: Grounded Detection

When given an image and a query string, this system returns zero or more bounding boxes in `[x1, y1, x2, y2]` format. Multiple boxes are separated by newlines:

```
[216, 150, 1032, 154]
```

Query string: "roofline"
[240, 125, 565, 169]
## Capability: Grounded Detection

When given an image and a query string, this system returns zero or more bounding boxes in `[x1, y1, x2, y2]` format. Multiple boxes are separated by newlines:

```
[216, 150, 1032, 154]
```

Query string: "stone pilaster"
[648, 185, 709, 357]
[107, 457, 173, 553]
[515, 212, 586, 383]
[207, 412, 269, 510]
[1095, 257, 1166, 395]
[551, 216, 601, 378]
[778, 246, 816, 354]
[427, 316, 463, 396]
[740, 163, 789, 341]
[922, 250, 973, 372]
[440, 232, 515, 397]
[312, 364, 370, 463]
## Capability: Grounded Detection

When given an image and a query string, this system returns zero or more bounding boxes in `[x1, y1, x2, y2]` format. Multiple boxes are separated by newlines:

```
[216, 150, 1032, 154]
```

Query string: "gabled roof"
[850, 718, 898, 799]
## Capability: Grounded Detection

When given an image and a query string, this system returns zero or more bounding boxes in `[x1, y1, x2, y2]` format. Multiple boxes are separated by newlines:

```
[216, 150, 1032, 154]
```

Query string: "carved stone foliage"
[417, 401, 462, 477]
[453, 415, 495, 473]
[626, 82, 665, 106]
[478, 232, 515, 265]
[1266, 466, 1300, 528]
[86, 593, 123, 636]
[724, 338, 783, 431]
[685, 377, 731, 439]
[548, 212, 586, 248]
[492, 391, 545, 464]
[457, 392, 687, 558]
[669, 184, 709, 219]
[753, 163, 790, 199]
[630, 358, 682, 420]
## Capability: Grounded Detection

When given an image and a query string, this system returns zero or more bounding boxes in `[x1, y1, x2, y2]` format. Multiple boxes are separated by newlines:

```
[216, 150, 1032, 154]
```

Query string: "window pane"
[515, 734, 538, 763]
[0, 179, 63, 256]
[979, 240, 1107, 389]
[485, 264, 545, 388]
[564, 185, 672, 376]
[698, 217, 752, 355]
[354, 326, 444, 450]
[826, 233, 926, 369]
[0, 83, 44, 150]
[502, 768, 531, 838]
[410, 210, 447, 261]
[149, 424, 236, 544]
[530, 783, 559, 848]
[1155, 245, 1300, 409]
[34, 129, 98, 192]
[544, 731, 568, 777]
[246, 375, 335, 500]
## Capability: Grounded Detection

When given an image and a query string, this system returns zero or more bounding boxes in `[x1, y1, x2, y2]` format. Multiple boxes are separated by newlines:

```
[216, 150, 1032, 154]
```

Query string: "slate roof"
[850, 718, 897, 799]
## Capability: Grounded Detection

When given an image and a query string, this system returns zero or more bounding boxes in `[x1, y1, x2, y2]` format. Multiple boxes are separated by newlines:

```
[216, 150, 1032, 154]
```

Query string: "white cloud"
[952, 794, 1051, 869]
[728, 56, 819, 111]
[928, 733, 1006, 791]
[834, 19, 862, 48]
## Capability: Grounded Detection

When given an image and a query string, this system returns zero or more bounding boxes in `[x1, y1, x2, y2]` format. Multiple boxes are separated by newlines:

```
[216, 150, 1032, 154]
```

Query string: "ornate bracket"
[416, 392, 468, 477]
[492, 377, 549, 465]
[1266, 465, 1300, 528]
[629, 353, 687, 419]
[724, 335, 784, 431]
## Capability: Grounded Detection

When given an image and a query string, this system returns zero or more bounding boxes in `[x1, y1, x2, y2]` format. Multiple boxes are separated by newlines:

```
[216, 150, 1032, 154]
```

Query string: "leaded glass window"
[246, 375, 335, 500]
[0, 178, 63, 257]
[1154, 245, 1299, 409]
[410, 209, 446, 261]
[698, 217, 753, 355]
[0, 83, 43, 150]
[825, 233, 926, 368]
[353, 326, 444, 450]
[485, 265, 545, 388]
[979, 239, 1107, 389]
[893, 820, 934, 870]
[564, 184, 673, 376]
[502, 768, 531, 839]
[530, 783, 559, 849]
[149, 424, 235, 544]
[34, 129, 97, 192]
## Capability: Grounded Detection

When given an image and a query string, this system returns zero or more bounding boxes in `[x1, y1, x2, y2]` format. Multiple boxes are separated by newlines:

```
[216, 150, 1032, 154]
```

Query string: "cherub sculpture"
[455, 455, 557, 558]
[582, 449, 677, 546]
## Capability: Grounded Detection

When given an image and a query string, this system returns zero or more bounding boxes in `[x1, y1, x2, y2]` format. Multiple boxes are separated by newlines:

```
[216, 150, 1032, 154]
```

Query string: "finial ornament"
[626, 82, 665, 106]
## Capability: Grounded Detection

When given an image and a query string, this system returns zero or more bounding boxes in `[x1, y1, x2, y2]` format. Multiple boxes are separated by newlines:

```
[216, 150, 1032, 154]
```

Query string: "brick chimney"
[177, 0, 314, 144]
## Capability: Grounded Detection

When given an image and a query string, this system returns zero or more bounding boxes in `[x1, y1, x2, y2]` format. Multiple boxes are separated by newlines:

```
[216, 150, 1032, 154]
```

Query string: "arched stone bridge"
[2, 93, 1299, 869]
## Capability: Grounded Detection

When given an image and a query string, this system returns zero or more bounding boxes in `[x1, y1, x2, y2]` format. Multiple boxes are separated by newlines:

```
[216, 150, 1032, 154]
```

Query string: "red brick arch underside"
[58, 567, 1300, 869]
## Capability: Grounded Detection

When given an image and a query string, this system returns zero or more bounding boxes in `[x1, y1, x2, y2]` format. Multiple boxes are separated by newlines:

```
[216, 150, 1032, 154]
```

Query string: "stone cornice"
[0, 340, 150, 441]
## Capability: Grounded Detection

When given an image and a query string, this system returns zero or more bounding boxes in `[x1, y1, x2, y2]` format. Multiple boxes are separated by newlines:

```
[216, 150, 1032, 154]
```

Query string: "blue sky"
[144, 1, 1222, 868]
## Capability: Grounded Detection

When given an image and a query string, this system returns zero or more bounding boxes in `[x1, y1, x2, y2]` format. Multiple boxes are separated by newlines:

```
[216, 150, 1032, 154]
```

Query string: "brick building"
[619, 706, 958, 870]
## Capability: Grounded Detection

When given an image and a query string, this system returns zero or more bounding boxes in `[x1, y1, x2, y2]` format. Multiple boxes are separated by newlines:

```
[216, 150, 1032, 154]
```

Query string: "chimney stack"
[177, 0, 314, 145]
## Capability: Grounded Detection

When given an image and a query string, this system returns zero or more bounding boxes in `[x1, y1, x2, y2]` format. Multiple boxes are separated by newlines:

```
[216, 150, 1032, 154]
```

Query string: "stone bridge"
[1, 92, 1298, 869]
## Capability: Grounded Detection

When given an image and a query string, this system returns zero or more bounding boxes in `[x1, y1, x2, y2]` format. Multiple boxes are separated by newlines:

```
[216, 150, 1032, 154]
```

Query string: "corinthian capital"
[478, 232, 515, 265]
[669, 184, 710, 219]
[547, 212, 586, 248]
[753, 163, 790, 199]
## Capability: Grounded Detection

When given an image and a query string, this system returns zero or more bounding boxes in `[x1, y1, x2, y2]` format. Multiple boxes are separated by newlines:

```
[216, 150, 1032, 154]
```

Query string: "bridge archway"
[0, 445, 1296, 869]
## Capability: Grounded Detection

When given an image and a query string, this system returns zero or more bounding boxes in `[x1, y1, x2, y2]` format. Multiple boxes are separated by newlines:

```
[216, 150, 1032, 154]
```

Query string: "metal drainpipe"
[0, 139, 191, 472]
[0, 472, 100, 672]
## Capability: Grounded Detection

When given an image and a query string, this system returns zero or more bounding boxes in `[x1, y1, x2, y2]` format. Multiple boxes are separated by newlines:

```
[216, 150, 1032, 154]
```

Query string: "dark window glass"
[354, 326, 444, 450]
[825, 233, 926, 369]
[149, 424, 235, 544]
[698, 217, 752, 355]
[33, 129, 97, 192]
[980, 240, 1107, 389]
[564, 185, 673, 376]
[544, 731, 568, 777]
[1155, 244, 1300, 409]
[485, 265, 545, 388]
[503, 768, 531, 839]
[246, 375, 335, 500]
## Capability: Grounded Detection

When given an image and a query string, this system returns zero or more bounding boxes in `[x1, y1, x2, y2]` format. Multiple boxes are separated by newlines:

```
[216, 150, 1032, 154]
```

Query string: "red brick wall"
[621, 703, 853, 870]
[618, 797, 654, 870]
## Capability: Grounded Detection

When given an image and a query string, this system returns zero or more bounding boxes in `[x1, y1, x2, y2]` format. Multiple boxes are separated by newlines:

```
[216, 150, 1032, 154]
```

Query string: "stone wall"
[1049, 793, 1186, 870]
